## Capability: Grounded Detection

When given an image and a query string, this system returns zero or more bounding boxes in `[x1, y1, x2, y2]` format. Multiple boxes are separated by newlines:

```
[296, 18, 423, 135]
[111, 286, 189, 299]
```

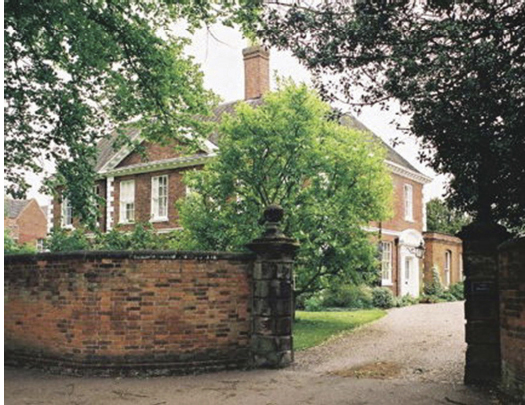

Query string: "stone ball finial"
[264, 204, 284, 224]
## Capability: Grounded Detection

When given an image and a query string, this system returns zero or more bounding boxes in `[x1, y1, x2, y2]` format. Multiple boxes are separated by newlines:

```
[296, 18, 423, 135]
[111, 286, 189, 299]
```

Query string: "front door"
[401, 256, 419, 297]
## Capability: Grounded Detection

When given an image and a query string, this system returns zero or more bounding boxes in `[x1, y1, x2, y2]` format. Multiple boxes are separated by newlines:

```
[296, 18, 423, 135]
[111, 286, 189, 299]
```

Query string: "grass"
[293, 309, 386, 351]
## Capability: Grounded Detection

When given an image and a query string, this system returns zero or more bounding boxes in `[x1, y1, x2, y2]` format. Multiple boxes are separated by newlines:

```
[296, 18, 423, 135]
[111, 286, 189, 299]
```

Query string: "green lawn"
[293, 309, 386, 351]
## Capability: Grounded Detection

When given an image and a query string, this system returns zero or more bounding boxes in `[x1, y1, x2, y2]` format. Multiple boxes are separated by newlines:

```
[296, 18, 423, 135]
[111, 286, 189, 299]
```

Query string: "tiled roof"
[4, 198, 31, 219]
[95, 98, 424, 176]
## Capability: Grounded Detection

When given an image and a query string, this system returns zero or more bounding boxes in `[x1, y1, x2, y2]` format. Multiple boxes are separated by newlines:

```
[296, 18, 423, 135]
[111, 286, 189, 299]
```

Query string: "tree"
[256, 1, 525, 231]
[5, 0, 238, 227]
[176, 83, 392, 297]
[426, 198, 471, 235]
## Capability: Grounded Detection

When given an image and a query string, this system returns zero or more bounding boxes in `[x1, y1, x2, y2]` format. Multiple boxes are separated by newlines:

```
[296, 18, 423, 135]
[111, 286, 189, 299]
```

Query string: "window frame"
[119, 180, 136, 224]
[404, 183, 414, 221]
[444, 250, 452, 286]
[151, 175, 169, 221]
[380, 241, 393, 286]
[61, 197, 73, 228]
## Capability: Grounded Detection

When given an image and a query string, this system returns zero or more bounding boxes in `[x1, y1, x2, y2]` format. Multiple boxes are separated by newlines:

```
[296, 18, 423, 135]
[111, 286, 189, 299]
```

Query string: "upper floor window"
[444, 250, 452, 286]
[119, 180, 135, 223]
[381, 241, 393, 285]
[404, 184, 414, 221]
[151, 175, 168, 220]
[61, 197, 73, 228]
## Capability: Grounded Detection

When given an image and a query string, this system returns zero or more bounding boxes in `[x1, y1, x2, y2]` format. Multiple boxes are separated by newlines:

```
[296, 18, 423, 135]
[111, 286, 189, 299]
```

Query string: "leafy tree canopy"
[426, 198, 471, 235]
[4, 0, 259, 228]
[175, 83, 393, 296]
[254, 1, 525, 230]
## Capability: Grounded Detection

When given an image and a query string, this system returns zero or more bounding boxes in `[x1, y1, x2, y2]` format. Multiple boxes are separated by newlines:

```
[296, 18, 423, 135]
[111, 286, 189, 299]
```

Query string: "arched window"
[444, 250, 452, 286]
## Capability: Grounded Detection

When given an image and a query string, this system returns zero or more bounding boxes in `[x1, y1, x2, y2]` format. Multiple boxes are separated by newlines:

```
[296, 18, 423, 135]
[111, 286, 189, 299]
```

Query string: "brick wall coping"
[498, 236, 525, 252]
[4, 249, 255, 265]
[423, 231, 462, 243]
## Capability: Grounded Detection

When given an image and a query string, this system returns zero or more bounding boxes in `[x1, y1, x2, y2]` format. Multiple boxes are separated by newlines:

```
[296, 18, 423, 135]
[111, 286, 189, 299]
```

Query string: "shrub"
[419, 294, 441, 304]
[322, 284, 374, 309]
[95, 223, 170, 250]
[4, 230, 37, 254]
[372, 287, 395, 309]
[424, 266, 444, 296]
[394, 294, 419, 308]
[304, 295, 324, 312]
[45, 228, 91, 252]
[449, 282, 464, 300]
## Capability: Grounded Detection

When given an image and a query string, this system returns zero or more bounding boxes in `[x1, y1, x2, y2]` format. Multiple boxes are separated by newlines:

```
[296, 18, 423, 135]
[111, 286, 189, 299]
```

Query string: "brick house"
[51, 45, 433, 297]
[4, 198, 48, 251]
[423, 232, 463, 288]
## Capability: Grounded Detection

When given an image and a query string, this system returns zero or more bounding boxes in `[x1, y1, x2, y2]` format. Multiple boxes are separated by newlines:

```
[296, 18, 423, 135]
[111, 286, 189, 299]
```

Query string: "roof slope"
[95, 99, 425, 176]
[4, 198, 31, 219]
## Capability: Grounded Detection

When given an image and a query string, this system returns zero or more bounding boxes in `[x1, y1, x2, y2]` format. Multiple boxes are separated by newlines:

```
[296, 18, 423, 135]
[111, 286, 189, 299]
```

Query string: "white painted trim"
[385, 160, 433, 184]
[156, 227, 182, 234]
[106, 177, 115, 231]
[363, 226, 401, 237]
[99, 132, 217, 174]
[100, 154, 215, 178]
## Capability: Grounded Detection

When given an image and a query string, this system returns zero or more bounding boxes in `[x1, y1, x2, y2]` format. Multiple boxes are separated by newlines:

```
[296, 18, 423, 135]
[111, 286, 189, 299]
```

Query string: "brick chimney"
[242, 45, 270, 100]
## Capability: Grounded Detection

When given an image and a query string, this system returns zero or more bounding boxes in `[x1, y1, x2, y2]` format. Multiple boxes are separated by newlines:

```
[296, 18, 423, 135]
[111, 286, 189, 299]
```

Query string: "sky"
[23, 23, 447, 207]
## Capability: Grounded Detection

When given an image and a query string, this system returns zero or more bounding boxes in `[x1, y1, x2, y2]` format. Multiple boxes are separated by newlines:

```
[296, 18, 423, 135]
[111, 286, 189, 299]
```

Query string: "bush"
[322, 284, 374, 309]
[424, 266, 444, 296]
[4, 230, 37, 254]
[449, 282, 464, 300]
[95, 223, 170, 250]
[394, 294, 419, 308]
[45, 228, 91, 252]
[372, 287, 395, 309]
[304, 295, 324, 312]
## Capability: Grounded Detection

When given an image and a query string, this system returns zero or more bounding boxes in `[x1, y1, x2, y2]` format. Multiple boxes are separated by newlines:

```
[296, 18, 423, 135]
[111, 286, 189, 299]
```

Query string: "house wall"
[112, 167, 200, 231]
[5, 251, 253, 375]
[12, 201, 47, 247]
[371, 173, 425, 233]
[423, 232, 463, 287]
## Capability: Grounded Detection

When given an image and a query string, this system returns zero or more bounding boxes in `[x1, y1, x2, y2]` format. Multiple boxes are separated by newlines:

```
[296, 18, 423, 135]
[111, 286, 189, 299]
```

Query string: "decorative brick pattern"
[4, 251, 253, 375]
[499, 237, 525, 402]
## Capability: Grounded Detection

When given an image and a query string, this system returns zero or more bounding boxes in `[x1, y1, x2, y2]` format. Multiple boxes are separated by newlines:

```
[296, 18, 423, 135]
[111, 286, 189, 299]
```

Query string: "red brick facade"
[5, 251, 252, 374]
[423, 232, 463, 287]
[4, 199, 47, 248]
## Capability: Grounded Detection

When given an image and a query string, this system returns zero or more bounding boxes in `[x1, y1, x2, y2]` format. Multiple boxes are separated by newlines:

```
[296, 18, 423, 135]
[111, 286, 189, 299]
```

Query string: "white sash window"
[61, 197, 73, 228]
[119, 180, 135, 223]
[445, 250, 452, 286]
[151, 175, 169, 220]
[381, 241, 393, 285]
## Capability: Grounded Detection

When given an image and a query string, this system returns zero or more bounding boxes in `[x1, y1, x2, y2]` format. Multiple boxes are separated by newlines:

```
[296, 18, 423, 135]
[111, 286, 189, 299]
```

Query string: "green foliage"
[424, 267, 445, 296]
[44, 223, 171, 252]
[371, 287, 395, 309]
[426, 198, 471, 235]
[304, 296, 324, 312]
[4, 0, 220, 227]
[177, 82, 392, 297]
[393, 294, 419, 308]
[322, 284, 374, 310]
[258, 2, 525, 230]
[95, 223, 170, 251]
[294, 309, 386, 351]
[4, 230, 37, 254]
[449, 282, 464, 300]
[45, 228, 91, 252]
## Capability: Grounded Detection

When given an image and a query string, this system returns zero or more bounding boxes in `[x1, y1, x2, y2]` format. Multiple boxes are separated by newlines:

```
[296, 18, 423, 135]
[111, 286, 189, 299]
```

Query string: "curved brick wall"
[499, 238, 525, 402]
[4, 250, 253, 375]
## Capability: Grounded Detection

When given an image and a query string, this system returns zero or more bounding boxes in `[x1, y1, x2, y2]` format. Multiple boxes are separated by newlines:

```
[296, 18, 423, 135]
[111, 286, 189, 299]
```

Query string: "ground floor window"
[445, 250, 452, 286]
[381, 241, 393, 285]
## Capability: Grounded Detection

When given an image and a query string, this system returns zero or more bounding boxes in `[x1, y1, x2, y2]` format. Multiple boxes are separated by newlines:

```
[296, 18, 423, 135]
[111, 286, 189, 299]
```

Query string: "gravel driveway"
[296, 301, 467, 383]
[5, 301, 498, 405]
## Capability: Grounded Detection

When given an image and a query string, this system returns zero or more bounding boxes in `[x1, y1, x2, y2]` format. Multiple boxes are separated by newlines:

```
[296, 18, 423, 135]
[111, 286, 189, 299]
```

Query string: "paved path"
[5, 302, 498, 405]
